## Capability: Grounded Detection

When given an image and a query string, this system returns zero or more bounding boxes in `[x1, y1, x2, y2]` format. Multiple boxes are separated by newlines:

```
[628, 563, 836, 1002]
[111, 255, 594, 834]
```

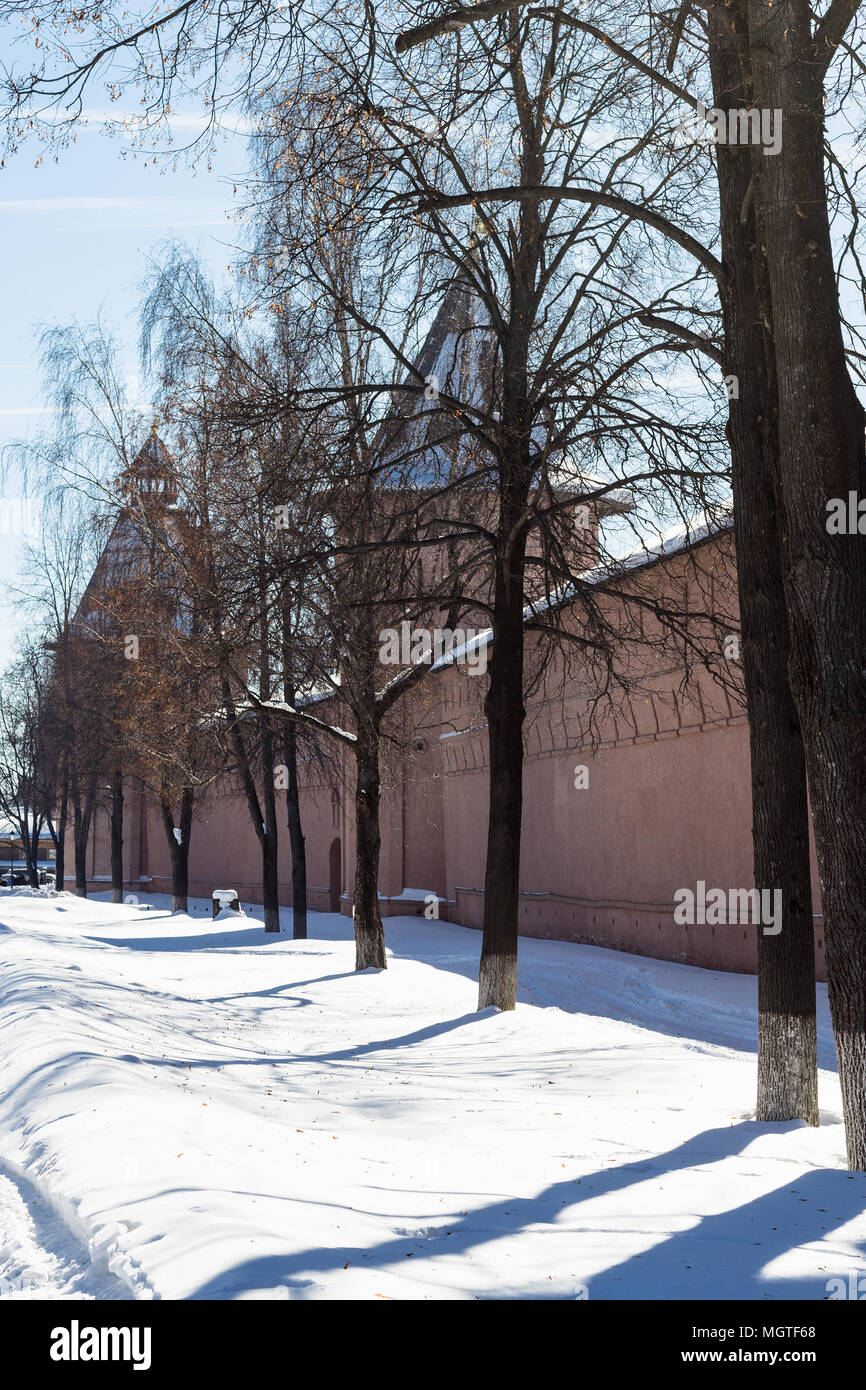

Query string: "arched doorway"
[328, 838, 341, 914]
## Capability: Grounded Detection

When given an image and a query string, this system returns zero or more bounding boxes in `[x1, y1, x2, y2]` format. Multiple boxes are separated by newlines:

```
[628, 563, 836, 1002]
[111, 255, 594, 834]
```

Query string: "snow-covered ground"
[0, 889, 863, 1301]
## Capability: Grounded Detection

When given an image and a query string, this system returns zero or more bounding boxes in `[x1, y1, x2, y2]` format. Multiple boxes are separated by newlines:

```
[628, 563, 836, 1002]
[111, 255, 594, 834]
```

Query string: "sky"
[0, 112, 251, 667]
[0, 39, 729, 675]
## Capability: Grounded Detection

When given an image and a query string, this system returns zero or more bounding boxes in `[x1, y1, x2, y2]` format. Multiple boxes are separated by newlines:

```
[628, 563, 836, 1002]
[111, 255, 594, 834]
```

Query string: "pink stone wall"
[65, 533, 826, 980]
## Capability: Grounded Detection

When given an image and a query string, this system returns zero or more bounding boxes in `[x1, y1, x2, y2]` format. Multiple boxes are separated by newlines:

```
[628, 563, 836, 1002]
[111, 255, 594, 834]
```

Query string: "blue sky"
[0, 78, 727, 674]
[0, 114, 250, 666]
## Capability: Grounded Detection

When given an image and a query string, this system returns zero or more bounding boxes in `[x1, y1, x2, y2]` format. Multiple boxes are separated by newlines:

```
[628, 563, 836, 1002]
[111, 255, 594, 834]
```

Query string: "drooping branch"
[637, 313, 725, 366]
[394, 1, 700, 110]
[406, 184, 724, 282]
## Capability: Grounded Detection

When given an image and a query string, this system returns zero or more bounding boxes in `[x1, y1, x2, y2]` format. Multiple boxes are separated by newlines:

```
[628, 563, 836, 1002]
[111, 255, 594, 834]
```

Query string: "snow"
[0, 889, 863, 1301]
[378, 887, 439, 902]
[212, 907, 246, 923]
[0, 1166, 131, 1301]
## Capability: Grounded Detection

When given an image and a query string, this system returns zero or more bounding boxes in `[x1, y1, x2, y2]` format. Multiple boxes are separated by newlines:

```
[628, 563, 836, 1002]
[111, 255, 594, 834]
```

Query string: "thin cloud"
[27, 108, 253, 135]
[0, 195, 228, 214]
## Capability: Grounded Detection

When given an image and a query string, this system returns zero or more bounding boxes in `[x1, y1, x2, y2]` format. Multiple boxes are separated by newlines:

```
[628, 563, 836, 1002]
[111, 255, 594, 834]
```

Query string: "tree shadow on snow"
[88, 925, 289, 952]
[186, 1120, 866, 1300]
[146, 1010, 486, 1073]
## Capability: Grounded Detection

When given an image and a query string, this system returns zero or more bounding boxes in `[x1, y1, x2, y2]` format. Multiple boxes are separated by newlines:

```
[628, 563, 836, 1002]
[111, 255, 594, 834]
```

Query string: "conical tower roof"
[375, 264, 498, 491]
[371, 258, 632, 519]
[116, 422, 179, 507]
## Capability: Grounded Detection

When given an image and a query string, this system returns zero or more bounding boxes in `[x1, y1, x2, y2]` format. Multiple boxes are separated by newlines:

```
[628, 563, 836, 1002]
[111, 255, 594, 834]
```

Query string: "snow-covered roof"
[0, 820, 53, 841]
[429, 506, 734, 670]
[543, 504, 735, 604]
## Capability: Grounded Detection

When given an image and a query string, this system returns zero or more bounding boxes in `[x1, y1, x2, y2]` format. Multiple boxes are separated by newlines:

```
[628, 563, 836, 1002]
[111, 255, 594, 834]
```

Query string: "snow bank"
[0, 893, 863, 1301]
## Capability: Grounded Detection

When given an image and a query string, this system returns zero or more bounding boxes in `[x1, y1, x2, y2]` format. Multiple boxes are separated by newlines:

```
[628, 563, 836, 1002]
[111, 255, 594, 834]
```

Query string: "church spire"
[116, 425, 179, 508]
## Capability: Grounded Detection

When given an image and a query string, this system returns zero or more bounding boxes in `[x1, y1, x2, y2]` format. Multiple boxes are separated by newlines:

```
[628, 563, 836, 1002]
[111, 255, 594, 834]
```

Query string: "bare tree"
[11, 508, 98, 891]
[257, 16, 732, 1011]
[139, 227, 476, 963]
[0, 647, 53, 887]
[393, 0, 820, 1127]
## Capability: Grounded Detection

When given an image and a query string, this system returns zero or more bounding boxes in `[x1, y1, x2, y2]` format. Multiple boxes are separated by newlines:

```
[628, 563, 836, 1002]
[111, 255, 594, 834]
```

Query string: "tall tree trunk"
[745, 0, 866, 1167]
[353, 720, 386, 970]
[25, 820, 40, 887]
[478, 542, 527, 1011]
[477, 66, 538, 1010]
[52, 771, 69, 892]
[110, 766, 124, 904]
[260, 714, 281, 933]
[221, 677, 278, 933]
[73, 778, 96, 897]
[178, 786, 193, 910]
[709, 0, 818, 1124]
[73, 801, 86, 897]
[285, 719, 308, 940]
[160, 785, 193, 912]
[281, 619, 308, 940]
[260, 832, 280, 932]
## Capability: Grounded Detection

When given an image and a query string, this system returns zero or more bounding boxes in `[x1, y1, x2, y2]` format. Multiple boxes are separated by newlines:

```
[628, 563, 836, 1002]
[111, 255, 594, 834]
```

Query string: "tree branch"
[394, 1, 701, 111]
[637, 313, 725, 365]
[409, 184, 724, 281]
[814, 0, 864, 75]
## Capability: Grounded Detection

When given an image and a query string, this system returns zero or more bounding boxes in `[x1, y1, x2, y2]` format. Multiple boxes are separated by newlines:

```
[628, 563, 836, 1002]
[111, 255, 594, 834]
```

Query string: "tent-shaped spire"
[115, 421, 179, 507]
[375, 263, 498, 492]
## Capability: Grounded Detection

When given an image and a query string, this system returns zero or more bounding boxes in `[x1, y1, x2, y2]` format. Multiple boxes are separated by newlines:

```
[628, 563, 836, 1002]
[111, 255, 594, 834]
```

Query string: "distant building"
[0, 821, 55, 865]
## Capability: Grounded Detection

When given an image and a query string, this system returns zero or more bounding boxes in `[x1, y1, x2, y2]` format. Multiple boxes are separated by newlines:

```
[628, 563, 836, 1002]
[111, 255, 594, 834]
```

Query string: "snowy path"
[0, 1162, 131, 1300]
[0, 890, 864, 1300]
